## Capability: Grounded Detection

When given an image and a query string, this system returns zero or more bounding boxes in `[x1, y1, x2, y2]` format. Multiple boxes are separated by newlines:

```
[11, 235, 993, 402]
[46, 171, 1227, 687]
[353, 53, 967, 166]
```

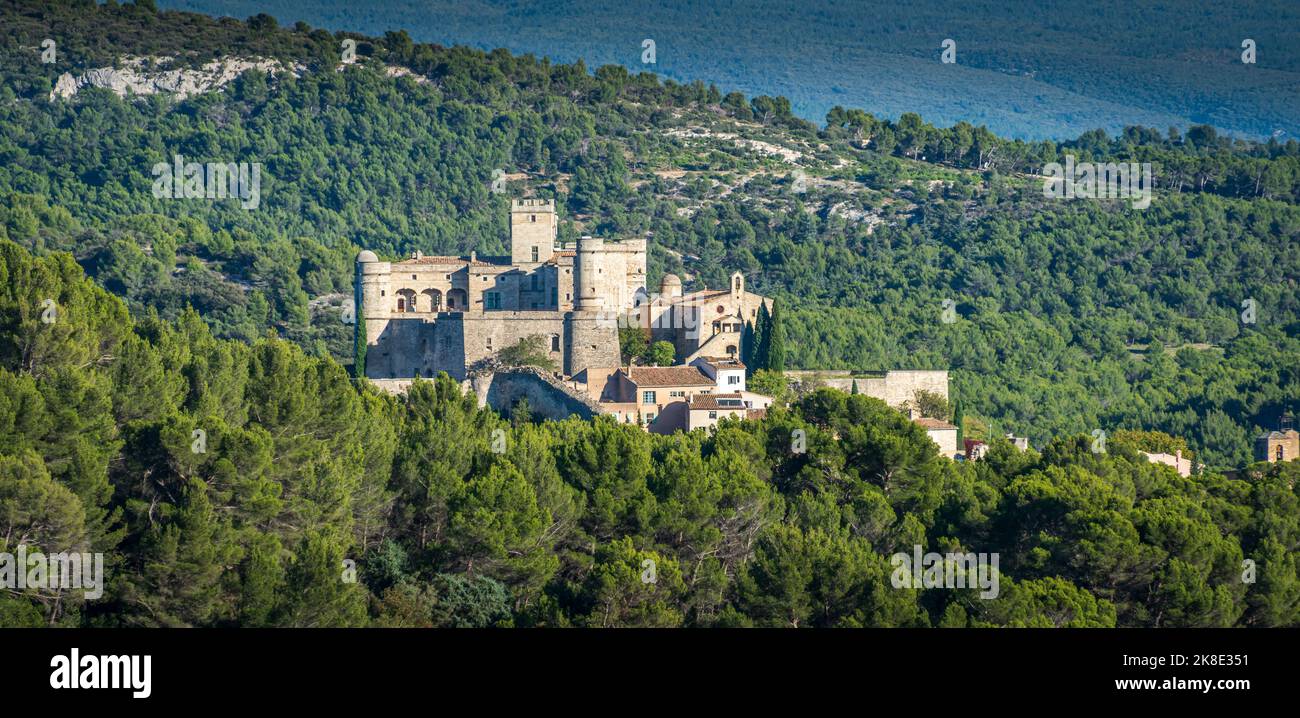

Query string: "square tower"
[511, 198, 557, 266]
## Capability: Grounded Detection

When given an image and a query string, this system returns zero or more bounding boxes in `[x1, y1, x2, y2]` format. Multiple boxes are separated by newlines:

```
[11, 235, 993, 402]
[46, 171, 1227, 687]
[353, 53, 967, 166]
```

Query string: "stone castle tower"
[355, 199, 634, 382]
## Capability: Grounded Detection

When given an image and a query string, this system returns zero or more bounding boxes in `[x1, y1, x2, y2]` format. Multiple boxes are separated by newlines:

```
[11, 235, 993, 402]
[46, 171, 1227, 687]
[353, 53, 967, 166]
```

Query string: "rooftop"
[688, 393, 747, 410]
[625, 366, 715, 387]
[698, 357, 746, 370]
[913, 417, 958, 430]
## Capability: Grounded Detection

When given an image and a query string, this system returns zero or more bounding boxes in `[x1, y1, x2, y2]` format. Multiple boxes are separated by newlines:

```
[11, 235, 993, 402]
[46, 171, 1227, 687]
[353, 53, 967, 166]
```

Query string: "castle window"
[1279, 445, 1286, 462]
[531, 246, 539, 262]
[487, 337, 493, 349]
[485, 292, 501, 310]
[412, 275, 417, 280]
[530, 215, 536, 222]
[397, 298, 406, 312]
[642, 391, 656, 404]
[551, 335, 560, 352]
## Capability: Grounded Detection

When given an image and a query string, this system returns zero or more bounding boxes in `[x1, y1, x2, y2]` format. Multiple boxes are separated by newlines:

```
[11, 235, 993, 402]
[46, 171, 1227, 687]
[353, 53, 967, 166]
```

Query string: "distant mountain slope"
[160, 0, 1300, 140]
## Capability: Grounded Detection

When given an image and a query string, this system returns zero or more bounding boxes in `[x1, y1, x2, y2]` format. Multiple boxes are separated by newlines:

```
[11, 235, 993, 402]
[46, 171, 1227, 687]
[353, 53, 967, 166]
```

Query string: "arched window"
[396, 289, 416, 313]
[447, 288, 467, 312]
[1279, 445, 1286, 462]
[725, 344, 738, 358]
[423, 289, 442, 312]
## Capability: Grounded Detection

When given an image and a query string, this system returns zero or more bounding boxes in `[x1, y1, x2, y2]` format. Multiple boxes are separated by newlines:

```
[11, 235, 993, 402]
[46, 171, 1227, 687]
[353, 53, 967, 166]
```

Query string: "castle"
[355, 198, 772, 386]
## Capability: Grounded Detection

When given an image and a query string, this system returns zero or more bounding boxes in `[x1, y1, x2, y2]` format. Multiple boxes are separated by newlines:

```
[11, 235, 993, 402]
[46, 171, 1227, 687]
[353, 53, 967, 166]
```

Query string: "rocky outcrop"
[50, 55, 304, 101]
[467, 366, 607, 421]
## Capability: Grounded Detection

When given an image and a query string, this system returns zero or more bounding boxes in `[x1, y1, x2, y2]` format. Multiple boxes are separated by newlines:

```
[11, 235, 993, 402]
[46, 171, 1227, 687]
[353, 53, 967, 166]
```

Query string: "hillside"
[1, 0, 1297, 473]
[158, 0, 1300, 141]
[2, 0, 1300, 631]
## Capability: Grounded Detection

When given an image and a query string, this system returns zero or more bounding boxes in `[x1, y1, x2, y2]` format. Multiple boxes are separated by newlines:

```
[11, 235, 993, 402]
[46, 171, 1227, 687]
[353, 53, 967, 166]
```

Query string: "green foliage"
[0, 3, 1297, 629]
[496, 335, 557, 373]
[618, 327, 648, 364]
[646, 340, 675, 367]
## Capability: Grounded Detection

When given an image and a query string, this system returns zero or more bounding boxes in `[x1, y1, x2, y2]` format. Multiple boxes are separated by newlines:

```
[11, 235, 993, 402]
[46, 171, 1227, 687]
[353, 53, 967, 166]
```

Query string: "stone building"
[1256, 414, 1299, 463]
[913, 417, 959, 458]
[784, 369, 949, 408]
[640, 272, 773, 363]
[355, 198, 770, 386]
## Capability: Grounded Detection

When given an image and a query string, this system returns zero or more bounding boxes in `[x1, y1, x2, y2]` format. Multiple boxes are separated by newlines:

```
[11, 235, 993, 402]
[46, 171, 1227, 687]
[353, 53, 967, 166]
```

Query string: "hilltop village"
[354, 198, 1297, 468]
[353, 198, 956, 441]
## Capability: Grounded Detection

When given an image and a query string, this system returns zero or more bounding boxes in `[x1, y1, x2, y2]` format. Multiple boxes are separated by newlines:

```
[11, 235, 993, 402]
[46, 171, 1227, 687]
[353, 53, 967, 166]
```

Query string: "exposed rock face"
[49, 56, 304, 101]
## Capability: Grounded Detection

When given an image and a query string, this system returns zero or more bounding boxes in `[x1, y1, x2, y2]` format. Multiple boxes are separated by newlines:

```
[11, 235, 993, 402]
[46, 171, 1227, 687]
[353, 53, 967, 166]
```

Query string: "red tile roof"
[626, 366, 715, 387]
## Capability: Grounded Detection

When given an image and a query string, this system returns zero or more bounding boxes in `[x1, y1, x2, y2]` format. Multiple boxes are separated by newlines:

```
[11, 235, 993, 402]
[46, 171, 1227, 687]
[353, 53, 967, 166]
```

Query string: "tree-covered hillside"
[0, 0, 1297, 471]
[158, 0, 1300, 141]
[4, 239, 1299, 627]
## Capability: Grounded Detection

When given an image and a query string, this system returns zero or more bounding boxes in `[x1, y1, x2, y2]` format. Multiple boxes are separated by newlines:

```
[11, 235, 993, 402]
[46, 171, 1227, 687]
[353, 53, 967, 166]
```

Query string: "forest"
[0, 1, 1298, 626]
[4, 239, 1299, 627]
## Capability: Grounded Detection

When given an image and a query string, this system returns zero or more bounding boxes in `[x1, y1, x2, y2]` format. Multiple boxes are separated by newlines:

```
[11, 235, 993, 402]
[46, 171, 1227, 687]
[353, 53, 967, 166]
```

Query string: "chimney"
[470, 250, 477, 263]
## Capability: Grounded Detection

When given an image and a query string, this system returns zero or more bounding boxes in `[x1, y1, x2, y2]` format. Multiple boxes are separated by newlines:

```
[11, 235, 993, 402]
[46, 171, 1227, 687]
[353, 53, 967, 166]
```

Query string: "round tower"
[660, 273, 683, 299]
[575, 235, 604, 311]
[356, 251, 392, 379]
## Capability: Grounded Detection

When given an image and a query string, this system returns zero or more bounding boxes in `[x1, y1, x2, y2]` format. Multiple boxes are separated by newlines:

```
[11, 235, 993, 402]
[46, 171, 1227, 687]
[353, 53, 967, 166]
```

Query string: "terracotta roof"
[626, 366, 714, 387]
[1261, 429, 1300, 439]
[688, 393, 746, 410]
[913, 417, 957, 430]
[746, 408, 767, 420]
[670, 290, 732, 305]
[394, 255, 498, 267]
[394, 255, 464, 265]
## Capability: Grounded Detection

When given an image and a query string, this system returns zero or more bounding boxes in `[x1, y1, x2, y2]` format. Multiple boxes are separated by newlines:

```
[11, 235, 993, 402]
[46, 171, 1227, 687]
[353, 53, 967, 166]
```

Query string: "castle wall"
[566, 311, 620, 378]
[461, 312, 567, 375]
[786, 370, 950, 408]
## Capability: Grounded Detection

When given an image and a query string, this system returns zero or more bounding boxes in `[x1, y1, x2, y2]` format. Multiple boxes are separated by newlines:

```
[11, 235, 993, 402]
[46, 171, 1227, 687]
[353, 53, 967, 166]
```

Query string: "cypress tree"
[353, 265, 366, 378]
[753, 301, 771, 370]
[766, 300, 785, 372]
